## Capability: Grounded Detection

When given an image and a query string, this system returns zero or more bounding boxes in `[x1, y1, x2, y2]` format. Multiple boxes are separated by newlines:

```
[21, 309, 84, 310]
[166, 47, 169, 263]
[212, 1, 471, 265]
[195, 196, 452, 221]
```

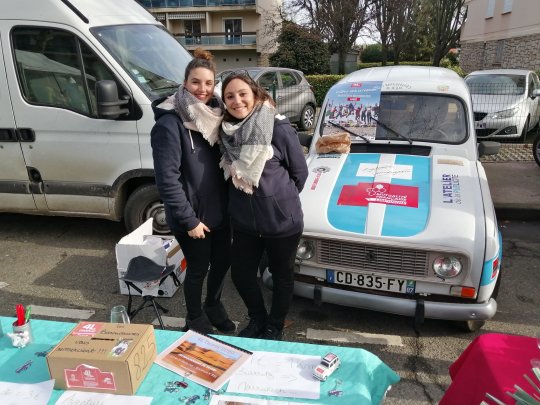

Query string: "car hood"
[302, 152, 483, 252]
[470, 93, 524, 113]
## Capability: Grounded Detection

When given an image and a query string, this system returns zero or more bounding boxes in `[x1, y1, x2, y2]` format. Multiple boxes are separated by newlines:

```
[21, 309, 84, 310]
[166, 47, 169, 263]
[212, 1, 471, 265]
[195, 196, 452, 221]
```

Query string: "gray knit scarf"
[219, 101, 275, 194]
[171, 85, 224, 146]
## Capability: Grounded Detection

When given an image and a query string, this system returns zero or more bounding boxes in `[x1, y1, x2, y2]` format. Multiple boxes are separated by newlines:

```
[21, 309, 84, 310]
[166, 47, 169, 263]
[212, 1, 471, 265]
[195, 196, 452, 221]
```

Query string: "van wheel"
[124, 184, 170, 235]
[298, 105, 315, 130]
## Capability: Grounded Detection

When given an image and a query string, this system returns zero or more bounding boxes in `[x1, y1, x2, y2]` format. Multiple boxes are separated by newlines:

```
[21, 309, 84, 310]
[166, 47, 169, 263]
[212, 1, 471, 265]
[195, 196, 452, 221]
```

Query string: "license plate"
[327, 270, 416, 294]
[475, 122, 486, 129]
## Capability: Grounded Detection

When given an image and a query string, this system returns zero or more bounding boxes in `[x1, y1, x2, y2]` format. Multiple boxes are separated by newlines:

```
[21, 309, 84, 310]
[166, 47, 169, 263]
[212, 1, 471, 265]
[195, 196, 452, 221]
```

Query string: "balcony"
[139, 0, 256, 7]
[175, 32, 256, 46]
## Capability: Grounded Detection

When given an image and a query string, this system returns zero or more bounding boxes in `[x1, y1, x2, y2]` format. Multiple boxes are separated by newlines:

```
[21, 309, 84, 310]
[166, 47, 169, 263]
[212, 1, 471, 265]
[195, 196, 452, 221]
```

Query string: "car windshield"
[320, 93, 467, 144]
[92, 24, 192, 100]
[465, 74, 526, 95]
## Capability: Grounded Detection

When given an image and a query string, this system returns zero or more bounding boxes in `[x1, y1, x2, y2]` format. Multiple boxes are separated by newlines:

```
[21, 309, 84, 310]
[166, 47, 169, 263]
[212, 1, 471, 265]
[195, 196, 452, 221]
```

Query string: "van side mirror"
[96, 80, 129, 119]
[478, 140, 500, 157]
[532, 88, 540, 99]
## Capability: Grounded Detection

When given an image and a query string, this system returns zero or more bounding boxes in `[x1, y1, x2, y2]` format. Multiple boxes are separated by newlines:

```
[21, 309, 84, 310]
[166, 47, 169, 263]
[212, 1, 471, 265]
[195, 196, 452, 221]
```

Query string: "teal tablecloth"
[0, 317, 399, 404]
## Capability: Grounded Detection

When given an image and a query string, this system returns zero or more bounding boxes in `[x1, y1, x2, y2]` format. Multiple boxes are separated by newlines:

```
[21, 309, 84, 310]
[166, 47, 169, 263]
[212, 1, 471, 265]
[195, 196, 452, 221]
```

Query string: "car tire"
[124, 184, 170, 235]
[533, 132, 540, 167]
[298, 105, 315, 131]
[519, 116, 529, 143]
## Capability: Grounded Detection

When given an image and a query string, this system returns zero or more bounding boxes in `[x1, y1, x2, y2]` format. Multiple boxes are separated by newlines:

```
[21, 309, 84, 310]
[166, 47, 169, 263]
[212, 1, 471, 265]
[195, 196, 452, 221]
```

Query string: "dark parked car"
[216, 67, 317, 130]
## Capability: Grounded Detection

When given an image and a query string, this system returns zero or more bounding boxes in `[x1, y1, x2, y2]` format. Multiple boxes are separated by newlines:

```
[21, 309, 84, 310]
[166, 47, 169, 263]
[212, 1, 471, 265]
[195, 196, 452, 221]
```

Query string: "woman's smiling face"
[223, 78, 255, 120]
[184, 67, 215, 104]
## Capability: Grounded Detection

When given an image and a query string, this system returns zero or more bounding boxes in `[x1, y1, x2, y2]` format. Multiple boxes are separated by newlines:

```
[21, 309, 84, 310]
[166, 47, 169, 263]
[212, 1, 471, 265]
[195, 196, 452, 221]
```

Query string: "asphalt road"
[1, 214, 539, 404]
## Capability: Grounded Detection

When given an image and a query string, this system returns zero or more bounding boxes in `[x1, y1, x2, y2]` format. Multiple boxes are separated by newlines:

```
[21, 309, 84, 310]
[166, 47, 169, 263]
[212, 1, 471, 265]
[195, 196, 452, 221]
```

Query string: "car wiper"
[370, 116, 413, 144]
[153, 83, 180, 92]
[327, 121, 371, 143]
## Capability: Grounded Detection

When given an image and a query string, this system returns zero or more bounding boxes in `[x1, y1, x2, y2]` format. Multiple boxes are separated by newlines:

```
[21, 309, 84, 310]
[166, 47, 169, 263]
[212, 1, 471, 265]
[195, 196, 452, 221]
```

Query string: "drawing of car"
[313, 353, 341, 381]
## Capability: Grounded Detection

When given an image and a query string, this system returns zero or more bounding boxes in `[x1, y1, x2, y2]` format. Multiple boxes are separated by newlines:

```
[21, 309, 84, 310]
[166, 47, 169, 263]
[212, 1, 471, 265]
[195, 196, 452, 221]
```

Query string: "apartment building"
[460, 0, 540, 73]
[136, 0, 282, 71]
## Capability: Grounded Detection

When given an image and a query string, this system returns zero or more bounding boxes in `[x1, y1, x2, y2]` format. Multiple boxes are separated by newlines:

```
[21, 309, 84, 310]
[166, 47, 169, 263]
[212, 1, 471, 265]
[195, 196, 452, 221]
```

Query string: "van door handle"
[17, 128, 36, 142]
[0, 128, 18, 142]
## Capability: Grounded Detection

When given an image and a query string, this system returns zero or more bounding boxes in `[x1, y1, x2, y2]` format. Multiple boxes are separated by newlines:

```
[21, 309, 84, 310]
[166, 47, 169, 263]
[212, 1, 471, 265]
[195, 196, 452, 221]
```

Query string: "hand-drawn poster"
[226, 351, 321, 399]
[323, 81, 383, 141]
[155, 330, 252, 391]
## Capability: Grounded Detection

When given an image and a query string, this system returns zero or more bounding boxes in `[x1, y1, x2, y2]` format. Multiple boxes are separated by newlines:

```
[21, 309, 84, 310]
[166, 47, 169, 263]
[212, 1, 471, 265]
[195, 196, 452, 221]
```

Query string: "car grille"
[317, 239, 429, 277]
[474, 112, 487, 121]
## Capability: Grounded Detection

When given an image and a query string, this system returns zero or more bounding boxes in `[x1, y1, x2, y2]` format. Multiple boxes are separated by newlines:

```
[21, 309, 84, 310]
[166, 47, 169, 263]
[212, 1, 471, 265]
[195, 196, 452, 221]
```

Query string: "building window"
[502, 0, 513, 14]
[485, 0, 495, 18]
[494, 40, 504, 64]
[184, 20, 201, 45]
[224, 19, 242, 45]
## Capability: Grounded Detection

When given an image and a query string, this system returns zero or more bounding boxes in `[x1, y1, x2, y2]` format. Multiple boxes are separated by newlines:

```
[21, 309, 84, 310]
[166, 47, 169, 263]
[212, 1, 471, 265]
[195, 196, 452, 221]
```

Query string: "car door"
[0, 29, 37, 211]
[4, 23, 140, 215]
[257, 70, 287, 116]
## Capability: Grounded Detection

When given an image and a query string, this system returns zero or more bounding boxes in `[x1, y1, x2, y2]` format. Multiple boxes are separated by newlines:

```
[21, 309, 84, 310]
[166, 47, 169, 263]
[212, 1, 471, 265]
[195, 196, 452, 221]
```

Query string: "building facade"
[136, 0, 282, 71]
[460, 0, 540, 73]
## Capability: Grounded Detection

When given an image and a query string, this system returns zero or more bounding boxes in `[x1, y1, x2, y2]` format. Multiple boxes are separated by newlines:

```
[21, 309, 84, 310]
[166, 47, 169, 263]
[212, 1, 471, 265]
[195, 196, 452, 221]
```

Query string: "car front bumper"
[263, 272, 498, 322]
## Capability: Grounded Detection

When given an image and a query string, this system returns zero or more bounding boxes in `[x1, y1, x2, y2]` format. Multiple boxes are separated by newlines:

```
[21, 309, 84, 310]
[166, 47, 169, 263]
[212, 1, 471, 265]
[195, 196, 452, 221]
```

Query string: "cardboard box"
[46, 322, 156, 395]
[115, 218, 187, 297]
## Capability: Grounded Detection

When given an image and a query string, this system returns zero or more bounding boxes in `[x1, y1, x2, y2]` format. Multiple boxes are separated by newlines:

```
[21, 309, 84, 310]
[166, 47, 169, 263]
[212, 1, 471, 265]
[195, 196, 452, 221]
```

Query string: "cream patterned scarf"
[219, 101, 275, 194]
[166, 85, 224, 146]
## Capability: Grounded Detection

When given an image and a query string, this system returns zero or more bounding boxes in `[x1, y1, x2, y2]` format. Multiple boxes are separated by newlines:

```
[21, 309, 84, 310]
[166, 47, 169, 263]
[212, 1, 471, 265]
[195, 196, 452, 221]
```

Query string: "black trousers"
[230, 229, 302, 330]
[174, 225, 231, 320]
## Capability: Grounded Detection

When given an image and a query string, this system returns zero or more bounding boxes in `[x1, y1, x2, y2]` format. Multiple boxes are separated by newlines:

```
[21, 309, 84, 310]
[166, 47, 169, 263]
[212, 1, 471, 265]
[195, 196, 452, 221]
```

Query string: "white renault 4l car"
[264, 66, 502, 332]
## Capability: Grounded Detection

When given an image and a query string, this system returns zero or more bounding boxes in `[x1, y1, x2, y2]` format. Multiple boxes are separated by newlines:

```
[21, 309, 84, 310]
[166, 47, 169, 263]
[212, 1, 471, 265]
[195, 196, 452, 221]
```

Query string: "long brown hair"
[221, 72, 276, 121]
[184, 48, 217, 82]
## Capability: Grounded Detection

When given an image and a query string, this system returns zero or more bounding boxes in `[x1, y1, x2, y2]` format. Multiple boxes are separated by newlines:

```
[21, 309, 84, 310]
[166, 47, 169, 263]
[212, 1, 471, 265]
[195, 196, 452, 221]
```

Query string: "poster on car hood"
[323, 81, 382, 140]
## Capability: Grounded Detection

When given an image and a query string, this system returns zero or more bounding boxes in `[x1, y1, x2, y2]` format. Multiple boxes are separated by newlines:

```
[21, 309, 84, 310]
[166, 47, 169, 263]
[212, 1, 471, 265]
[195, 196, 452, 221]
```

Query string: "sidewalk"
[481, 143, 540, 221]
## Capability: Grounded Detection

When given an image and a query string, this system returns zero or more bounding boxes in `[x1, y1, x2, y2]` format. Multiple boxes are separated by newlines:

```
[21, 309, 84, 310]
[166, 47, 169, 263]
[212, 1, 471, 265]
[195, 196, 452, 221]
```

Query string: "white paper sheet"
[55, 391, 152, 405]
[0, 379, 54, 405]
[226, 351, 321, 399]
[210, 394, 314, 404]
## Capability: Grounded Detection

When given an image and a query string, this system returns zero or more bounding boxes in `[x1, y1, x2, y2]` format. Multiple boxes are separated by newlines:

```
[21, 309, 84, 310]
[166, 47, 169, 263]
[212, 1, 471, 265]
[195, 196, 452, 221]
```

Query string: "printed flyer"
[323, 81, 383, 141]
[154, 330, 252, 391]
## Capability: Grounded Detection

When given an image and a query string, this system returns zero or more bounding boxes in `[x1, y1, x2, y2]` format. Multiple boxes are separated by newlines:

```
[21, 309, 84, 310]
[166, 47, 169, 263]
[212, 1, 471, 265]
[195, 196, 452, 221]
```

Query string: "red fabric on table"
[440, 333, 539, 405]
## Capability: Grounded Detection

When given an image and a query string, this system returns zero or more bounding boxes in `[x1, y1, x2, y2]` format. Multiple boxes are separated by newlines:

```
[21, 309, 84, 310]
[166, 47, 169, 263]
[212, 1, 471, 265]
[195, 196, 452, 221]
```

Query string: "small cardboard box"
[46, 322, 156, 395]
[115, 218, 187, 297]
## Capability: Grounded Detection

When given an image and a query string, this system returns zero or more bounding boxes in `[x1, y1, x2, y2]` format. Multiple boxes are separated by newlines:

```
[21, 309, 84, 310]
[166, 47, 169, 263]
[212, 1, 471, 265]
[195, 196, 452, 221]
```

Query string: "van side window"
[12, 27, 116, 117]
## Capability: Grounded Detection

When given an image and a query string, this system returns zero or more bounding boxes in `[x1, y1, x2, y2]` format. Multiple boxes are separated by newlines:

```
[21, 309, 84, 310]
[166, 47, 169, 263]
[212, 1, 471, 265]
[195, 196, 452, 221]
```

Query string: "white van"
[0, 0, 191, 233]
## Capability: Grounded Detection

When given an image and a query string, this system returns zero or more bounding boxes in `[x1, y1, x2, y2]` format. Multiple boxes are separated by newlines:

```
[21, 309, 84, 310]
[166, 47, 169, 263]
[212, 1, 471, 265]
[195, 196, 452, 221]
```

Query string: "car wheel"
[298, 105, 315, 130]
[519, 116, 529, 143]
[124, 184, 170, 235]
[533, 132, 540, 167]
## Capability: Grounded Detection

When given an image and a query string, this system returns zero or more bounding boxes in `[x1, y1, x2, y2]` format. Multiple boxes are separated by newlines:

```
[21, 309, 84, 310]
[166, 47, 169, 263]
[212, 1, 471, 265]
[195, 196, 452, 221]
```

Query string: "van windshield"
[92, 24, 191, 99]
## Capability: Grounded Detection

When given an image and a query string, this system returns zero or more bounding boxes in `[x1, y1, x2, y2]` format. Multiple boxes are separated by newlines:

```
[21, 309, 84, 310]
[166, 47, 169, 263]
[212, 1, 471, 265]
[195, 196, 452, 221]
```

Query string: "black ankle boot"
[260, 324, 283, 341]
[184, 313, 214, 335]
[238, 317, 267, 338]
[203, 302, 236, 333]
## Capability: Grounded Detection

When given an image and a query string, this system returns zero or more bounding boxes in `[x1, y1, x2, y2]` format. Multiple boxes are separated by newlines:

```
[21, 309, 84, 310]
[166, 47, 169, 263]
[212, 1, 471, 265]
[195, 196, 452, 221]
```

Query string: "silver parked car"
[465, 69, 540, 141]
[216, 67, 317, 130]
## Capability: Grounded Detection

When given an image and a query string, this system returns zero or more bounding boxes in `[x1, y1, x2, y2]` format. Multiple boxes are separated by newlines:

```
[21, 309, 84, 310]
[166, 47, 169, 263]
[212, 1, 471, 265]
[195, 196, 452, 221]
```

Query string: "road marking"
[29, 305, 95, 320]
[305, 328, 403, 346]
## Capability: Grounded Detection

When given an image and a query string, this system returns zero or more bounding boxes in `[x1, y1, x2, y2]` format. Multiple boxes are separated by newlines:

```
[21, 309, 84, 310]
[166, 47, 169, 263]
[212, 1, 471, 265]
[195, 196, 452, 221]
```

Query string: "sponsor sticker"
[338, 182, 419, 208]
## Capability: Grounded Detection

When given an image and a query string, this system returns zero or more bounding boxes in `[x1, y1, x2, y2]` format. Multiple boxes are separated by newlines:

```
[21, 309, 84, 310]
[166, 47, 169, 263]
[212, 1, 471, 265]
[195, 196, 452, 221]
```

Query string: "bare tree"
[288, 0, 373, 73]
[426, 0, 466, 66]
[372, 0, 393, 66]
[390, 0, 417, 64]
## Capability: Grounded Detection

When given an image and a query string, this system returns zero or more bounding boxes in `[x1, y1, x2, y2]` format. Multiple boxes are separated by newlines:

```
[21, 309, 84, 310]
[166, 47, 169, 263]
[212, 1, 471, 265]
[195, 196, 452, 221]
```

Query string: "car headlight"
[488, 107, 518, 119]
[433, 256, 462, 278]
[296, 238, 315, 261]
